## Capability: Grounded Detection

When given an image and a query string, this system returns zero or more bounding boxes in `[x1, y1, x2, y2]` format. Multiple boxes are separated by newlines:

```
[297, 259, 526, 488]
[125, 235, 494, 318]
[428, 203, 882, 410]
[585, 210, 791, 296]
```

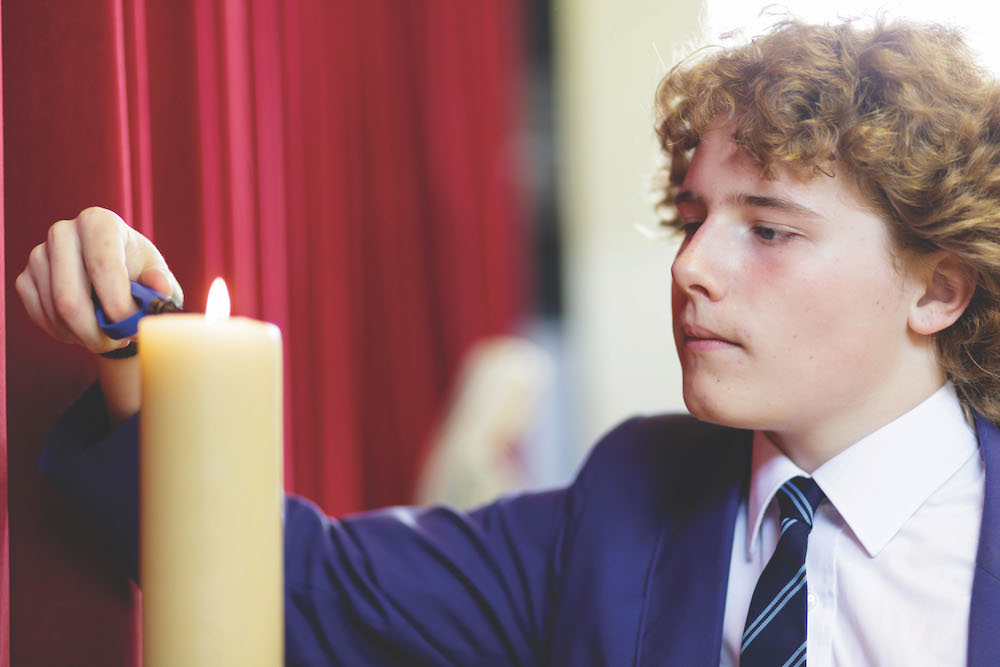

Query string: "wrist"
[96, 354, 141, 428]
[99, 340, 138, 359]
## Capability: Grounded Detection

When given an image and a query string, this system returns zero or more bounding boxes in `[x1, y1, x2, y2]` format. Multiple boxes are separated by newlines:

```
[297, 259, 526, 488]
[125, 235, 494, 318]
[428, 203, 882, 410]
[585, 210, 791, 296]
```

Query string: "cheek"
[770, 268, 906, 364]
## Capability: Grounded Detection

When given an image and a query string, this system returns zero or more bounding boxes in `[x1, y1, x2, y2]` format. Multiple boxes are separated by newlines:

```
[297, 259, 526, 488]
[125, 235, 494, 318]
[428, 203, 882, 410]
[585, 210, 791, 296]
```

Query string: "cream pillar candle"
[139, 278, 283, 667]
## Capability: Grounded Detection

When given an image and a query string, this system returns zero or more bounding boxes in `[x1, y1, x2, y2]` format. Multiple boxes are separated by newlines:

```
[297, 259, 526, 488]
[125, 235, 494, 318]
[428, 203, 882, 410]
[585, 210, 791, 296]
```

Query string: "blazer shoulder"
[573, 414, 750, 497]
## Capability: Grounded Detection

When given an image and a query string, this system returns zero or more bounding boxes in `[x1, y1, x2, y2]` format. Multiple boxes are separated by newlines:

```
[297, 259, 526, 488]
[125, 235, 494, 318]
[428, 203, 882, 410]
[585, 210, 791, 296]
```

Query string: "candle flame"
[205, 278, 231, 322]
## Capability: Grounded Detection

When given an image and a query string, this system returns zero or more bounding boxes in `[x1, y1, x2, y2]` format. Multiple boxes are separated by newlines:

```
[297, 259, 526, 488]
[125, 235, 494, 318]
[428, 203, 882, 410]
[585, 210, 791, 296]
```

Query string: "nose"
[671, 223, 728, 302]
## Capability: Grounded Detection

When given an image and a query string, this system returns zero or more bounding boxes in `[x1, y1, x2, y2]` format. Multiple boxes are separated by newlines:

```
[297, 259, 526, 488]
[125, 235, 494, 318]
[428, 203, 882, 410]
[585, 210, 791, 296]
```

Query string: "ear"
[909, 253, 977, 335]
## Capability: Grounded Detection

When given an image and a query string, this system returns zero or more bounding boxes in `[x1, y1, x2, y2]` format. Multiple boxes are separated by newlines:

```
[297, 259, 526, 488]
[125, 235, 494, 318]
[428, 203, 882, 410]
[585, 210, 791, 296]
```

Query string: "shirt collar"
[746, 382, 978, 558]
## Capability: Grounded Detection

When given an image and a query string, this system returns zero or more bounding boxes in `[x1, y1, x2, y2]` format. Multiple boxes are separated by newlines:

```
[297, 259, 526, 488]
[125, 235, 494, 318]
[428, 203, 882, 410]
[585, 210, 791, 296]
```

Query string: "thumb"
[122, 229, 184, 308]
[136, 267, 183, 307]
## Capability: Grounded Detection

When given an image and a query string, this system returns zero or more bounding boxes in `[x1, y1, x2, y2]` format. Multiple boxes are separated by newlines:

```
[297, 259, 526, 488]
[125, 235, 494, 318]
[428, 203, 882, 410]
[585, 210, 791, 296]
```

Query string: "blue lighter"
[94, 280, 183, 339]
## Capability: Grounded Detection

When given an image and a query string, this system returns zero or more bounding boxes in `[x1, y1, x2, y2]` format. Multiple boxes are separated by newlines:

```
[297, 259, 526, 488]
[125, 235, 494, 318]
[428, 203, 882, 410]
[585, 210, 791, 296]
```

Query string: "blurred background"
[3, 0, 1000, 664]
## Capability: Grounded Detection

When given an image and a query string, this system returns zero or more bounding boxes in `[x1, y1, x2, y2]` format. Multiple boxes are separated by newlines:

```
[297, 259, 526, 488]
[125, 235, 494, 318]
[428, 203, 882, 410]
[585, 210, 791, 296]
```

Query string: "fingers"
[15, 263, 62, 342]
[77, 207, 135, 323]
[20, 243, 75, 343]
[16, 206, 182, 353]
[47, 219, 116, 351]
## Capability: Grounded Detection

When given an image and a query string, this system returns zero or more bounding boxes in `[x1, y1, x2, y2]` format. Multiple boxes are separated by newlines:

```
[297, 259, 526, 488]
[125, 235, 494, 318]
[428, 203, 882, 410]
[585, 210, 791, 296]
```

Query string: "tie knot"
[776, 476, 825, 527]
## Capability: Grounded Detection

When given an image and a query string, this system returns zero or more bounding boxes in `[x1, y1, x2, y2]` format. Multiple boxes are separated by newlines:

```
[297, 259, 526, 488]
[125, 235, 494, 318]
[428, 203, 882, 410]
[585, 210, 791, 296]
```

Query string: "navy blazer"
[40, 385, 1000, 665]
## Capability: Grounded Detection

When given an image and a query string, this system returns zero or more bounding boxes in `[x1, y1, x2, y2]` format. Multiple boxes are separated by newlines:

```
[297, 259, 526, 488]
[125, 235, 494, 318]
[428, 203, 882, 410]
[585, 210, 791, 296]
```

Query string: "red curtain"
[0, 6, 6, 666]
[3, 0, 525, 664]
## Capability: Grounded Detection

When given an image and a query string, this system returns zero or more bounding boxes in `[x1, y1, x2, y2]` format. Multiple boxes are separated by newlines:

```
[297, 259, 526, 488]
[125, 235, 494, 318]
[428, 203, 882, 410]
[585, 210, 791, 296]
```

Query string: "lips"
[681, 323, 741, 347]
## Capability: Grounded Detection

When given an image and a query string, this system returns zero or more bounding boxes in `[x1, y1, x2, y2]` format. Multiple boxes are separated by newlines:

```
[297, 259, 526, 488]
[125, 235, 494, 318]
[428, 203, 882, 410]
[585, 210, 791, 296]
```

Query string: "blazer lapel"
[969, 415, 1000, 666]
[627, 414, 1000, 665]
[636, 438, 749, 666]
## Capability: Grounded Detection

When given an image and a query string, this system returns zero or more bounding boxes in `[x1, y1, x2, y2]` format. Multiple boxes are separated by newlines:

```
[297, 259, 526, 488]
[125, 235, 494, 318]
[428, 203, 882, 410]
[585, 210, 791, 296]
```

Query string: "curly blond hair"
[655, 17, 1000, 424]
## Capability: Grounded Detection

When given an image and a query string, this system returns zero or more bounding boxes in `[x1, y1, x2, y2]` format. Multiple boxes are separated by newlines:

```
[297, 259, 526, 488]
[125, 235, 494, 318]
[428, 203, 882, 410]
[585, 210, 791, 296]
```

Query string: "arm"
[96, 355, 141, 428]
[40, 396, 578, 666]
[26, 207, 577, 664]
[284, 490, 569, 666]
[38, 383, 140, 580]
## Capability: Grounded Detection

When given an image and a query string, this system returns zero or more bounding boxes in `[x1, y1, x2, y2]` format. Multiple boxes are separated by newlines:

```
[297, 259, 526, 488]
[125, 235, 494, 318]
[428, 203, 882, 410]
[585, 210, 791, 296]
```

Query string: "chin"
[683, 396, 734, 427]
[681, 385, 772, 431]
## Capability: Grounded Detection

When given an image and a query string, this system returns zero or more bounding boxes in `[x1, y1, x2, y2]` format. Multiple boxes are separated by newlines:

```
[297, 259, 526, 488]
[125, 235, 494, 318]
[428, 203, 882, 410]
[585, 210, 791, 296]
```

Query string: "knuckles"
[76, 205, 112, 223]
[75, 206, 119, 236]
[28, 243, 45, 269]
[47, 219, 73, 247]
[26, 208, 140, 331]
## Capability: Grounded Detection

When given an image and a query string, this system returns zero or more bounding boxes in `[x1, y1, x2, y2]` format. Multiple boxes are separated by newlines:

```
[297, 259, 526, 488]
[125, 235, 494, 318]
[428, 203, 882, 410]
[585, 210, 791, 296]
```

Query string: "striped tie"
[741, 476, 826, 667]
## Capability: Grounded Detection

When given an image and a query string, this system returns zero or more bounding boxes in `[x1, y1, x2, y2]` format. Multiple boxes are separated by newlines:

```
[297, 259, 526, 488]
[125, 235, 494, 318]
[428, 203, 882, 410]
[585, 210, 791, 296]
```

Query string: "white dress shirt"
[720, 383, 984, 666]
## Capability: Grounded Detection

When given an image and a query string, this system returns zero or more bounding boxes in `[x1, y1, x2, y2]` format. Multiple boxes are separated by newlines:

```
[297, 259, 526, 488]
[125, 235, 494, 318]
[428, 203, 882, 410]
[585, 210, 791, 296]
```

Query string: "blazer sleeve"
[38, 383, 141, 581]
[283, 488, 570, 666]
[38, 384, 583, 666]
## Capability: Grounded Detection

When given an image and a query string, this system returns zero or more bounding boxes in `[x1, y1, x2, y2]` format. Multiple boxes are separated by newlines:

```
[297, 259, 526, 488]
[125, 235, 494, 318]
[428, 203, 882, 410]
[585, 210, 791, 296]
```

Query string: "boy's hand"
[15, 207, 183, 354]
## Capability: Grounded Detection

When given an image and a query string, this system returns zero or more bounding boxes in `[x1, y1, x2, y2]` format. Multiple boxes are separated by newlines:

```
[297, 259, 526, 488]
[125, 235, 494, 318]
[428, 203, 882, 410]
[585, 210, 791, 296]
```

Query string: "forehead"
[681, 123, 908, 265]
[680, 125, 864, 216]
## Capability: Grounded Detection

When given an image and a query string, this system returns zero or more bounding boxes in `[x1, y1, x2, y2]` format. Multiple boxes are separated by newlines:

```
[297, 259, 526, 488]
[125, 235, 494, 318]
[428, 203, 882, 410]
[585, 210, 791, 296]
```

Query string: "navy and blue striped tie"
[741, 476, 826, 667]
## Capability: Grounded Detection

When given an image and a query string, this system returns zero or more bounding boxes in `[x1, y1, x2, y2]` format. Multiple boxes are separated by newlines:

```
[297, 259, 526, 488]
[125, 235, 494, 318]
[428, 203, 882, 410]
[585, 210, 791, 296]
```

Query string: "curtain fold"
[0, 3, 7, 663]
[4, 0, 525, 662]
[4, 2, 143, 664]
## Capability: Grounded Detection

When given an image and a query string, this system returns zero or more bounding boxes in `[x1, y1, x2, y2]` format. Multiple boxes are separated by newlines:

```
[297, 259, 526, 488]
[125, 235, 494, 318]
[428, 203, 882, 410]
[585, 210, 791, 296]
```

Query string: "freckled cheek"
[779, 290, 899, 368]
[753, 279, 852, 343]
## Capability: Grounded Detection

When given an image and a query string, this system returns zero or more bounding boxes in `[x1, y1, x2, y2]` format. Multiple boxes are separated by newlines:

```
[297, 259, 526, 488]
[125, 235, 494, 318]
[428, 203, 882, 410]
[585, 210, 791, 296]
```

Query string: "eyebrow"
[676, 190, 823, 220]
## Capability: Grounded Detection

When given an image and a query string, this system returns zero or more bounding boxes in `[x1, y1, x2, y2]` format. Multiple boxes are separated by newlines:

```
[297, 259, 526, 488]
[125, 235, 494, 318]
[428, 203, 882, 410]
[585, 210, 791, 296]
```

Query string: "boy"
[17, 17, 1000, 666]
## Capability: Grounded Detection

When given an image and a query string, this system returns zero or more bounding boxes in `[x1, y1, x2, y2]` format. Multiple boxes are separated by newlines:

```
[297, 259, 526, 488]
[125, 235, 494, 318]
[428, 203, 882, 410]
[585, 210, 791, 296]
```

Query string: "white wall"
[549, 1, 1000, 464]
[704, 1, 1000, 74]
[552, 0, 706, 451]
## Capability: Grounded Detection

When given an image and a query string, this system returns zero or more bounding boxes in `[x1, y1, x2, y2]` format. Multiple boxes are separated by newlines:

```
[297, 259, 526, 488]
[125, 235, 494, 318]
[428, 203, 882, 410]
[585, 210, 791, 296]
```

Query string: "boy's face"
[671, 124, 937, 444]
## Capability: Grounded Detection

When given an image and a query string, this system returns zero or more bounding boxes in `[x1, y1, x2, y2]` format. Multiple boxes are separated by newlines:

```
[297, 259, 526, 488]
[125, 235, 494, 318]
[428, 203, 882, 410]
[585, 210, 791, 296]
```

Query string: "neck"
[764, 371, 947, 473]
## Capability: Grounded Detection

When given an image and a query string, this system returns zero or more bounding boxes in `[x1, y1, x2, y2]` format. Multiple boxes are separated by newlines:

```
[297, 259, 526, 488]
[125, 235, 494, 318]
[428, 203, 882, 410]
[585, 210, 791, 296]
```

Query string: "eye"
[751, 224, 794, 243]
